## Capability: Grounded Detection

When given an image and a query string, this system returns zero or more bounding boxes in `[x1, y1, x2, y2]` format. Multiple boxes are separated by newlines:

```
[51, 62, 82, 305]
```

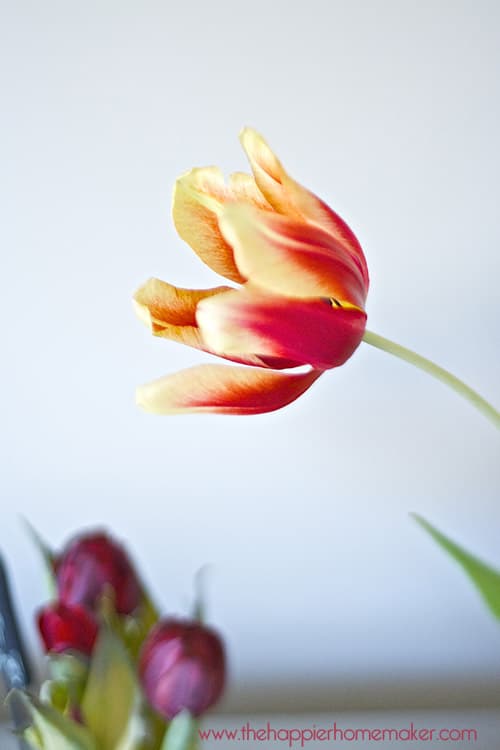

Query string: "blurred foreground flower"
[10, 526, 225, 750]
[37, 602, 98, 656]
[134, 129, 499, 426]
[139, 618, 226, 719]
[56, 531, 142, 615]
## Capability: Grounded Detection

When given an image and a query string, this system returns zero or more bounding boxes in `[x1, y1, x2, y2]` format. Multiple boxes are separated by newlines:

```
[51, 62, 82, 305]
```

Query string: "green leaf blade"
[161, 712, 198, 750]
[22, 519, 57, 596]
[8, 689, 97, 750]
[413, 514, 500, 619]
[81, 629, 139, 750]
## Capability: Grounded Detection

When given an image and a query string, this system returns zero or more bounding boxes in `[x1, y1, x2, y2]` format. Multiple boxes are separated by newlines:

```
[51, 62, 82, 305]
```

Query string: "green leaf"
[105, 597, 158, 662]
[48, 652, 88, 704]
[81, 628, 145, 750]
[22, 519, 57, 596]
[191, 566, 210, 623]
[39, 654, 89, 723]
[23, 724, 45, 749]
[139, 591, 160, 634]
[39, 680, 71, 714]
[413, 514, 500, 618]
[161, 712, 198, 750]
[97, 585, 159, 662]
[114, 707, 167, 750]
[124, 591, 160, 660]
[8, 689, 96, 750]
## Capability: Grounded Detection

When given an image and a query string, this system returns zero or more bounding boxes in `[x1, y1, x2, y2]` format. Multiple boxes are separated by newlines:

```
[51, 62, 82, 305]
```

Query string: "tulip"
[37, 602, 98, 656]
[134, 128, 368, 415]
[139, 619, 226, 719]
[56, 532, 142, 615]
[134, 129, 500, 426]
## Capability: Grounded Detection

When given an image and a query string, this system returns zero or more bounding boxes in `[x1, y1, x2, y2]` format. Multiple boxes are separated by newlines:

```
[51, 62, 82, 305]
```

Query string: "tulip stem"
[362, 330, 500, 429]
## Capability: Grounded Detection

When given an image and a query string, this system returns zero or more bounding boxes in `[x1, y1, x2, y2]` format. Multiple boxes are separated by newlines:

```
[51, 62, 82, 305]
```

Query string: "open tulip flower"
[135, 129, 499, 426]
[134, 128, 368, 415]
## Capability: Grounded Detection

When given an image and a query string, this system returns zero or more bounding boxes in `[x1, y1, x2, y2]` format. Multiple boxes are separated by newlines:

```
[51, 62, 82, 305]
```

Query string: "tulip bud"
[56, 531, 142, 615]
[37, 602, 98, 656]
[139, 618, 226, 719]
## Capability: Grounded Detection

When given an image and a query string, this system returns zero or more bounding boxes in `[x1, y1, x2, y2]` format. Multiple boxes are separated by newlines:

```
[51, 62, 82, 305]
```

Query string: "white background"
[1, 0, 499, 711]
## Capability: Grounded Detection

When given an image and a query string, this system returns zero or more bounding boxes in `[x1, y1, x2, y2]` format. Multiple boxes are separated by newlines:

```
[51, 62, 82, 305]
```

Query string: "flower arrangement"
[3, 128, 498, 750]
[8, 529, 225, 750]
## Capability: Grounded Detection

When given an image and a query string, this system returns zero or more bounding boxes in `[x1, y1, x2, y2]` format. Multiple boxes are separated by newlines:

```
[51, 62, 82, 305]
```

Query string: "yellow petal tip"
[133, 299, 153, 331]
[239, 127, 264, 149]
[136, 384, 161, 414]
[173, 167, 225, 216]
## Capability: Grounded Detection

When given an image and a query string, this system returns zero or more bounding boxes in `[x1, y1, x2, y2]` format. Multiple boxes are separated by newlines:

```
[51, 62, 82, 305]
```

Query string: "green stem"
[362, 330, 500, 429]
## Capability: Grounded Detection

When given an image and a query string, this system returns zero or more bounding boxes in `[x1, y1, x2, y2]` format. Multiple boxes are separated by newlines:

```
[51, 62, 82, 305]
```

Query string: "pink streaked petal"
[136, 365, 322, 415]
[283, 185, 370, 288]
[219, 204, 367, 308]
[133, 278, 297, 369]
[239, 128, 369, 286]
[197, 289, 366, 370]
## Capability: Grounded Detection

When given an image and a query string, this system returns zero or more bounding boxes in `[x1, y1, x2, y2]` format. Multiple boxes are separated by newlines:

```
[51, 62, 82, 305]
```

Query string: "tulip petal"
[240, 128, 369, 286]
[219, 204, 367, 308]
[172, 167, 270, 284]
[173, 167, 242, 283]
[197, 289, 366, 370]
[133, 278, 298, 369]
[134, 278, 231, 341]
[136, 365, 322, 415]
[239, 128, 296, 216]
[228, 171, 271, 206]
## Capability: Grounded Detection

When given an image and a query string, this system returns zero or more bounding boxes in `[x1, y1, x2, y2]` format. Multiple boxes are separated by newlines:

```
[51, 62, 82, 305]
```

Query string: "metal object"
[0, 554, 32, 749]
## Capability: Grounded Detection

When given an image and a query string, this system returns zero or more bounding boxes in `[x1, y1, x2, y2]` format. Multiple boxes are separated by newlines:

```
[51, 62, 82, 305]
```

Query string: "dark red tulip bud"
[56, 532, 142, 615]
[37, 602, 98, 656]
[139, 618, 226, 719]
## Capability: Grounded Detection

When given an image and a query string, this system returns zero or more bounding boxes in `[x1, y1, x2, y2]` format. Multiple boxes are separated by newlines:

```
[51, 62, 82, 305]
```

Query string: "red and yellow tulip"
[134, 129, 369, 415]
